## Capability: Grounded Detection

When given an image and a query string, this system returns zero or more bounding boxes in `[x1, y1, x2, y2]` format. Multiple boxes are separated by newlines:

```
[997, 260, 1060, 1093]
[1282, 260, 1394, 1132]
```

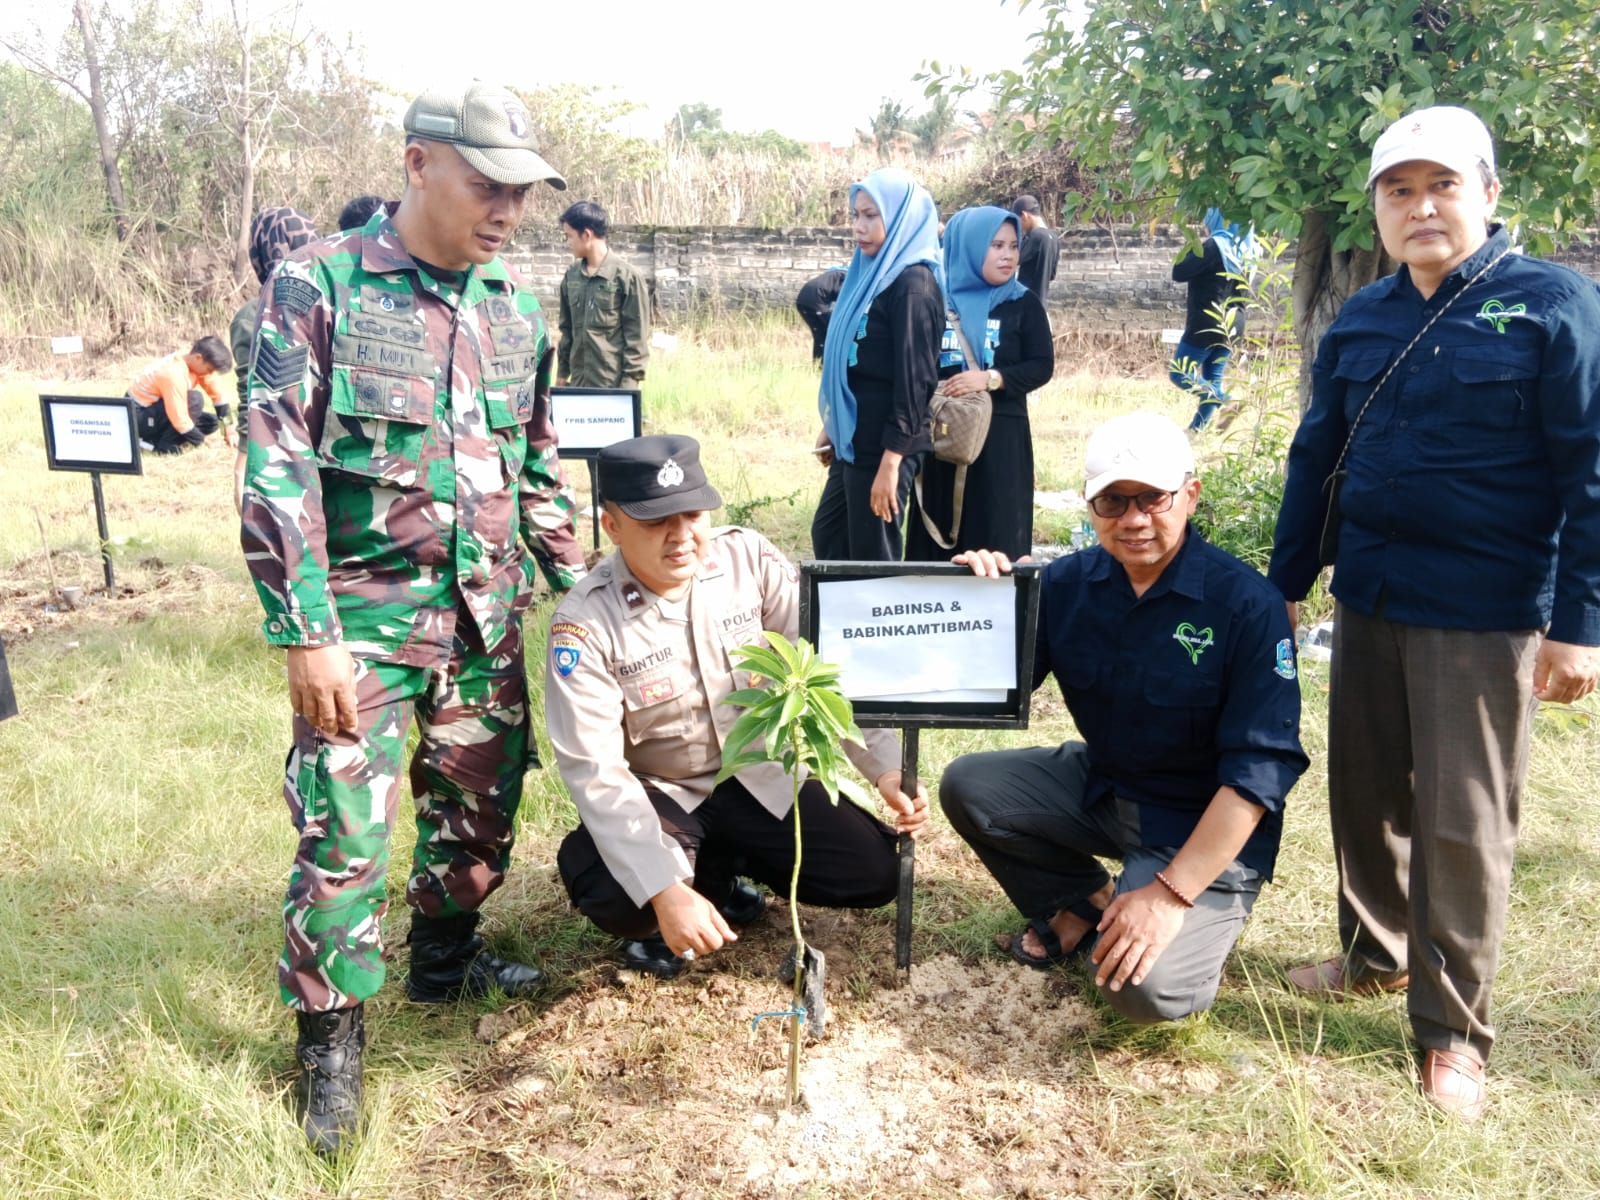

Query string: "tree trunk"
[232, 10, 255, 289]
[1290, 208, 1393, 410]
[73, 0, 130, 242]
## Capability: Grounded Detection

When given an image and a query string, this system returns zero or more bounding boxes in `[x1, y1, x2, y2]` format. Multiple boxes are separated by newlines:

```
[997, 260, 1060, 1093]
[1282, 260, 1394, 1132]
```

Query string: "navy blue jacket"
[1035, 527, 1307, 877]
[1269, 228, 1600, 645]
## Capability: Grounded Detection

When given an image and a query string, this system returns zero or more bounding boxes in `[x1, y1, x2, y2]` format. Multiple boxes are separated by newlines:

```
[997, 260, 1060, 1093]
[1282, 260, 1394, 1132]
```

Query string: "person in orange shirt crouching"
[128, 336, 234, 454]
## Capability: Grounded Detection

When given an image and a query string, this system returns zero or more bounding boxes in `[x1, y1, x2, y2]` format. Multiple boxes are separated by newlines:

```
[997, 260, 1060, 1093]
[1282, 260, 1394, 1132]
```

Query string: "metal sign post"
[799, 561, 1043, 978]
[38, 395, 143, 595]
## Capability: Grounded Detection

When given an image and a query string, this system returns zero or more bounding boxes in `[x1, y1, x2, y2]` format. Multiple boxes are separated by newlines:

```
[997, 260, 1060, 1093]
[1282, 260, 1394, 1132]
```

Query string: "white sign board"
[39, 394, 142, 475]
[1160, 328, 1183, 345]
[815, 575, 1017, 703]
[551, 387, 641, 453]
[51, 335, 85, 355]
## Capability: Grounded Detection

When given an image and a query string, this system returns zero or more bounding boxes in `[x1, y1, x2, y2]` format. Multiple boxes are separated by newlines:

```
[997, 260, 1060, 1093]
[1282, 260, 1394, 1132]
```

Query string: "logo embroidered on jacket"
[1274, 638, 1297, 680]
[1475, 298, 1527, 334]
[1173, 622, 1215, 665]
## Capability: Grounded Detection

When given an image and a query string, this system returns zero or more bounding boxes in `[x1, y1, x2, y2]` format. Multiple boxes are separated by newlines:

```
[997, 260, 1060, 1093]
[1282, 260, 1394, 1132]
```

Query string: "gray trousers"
[940, 742, 1260, 1024]
[1328, 604, 1540, 1066]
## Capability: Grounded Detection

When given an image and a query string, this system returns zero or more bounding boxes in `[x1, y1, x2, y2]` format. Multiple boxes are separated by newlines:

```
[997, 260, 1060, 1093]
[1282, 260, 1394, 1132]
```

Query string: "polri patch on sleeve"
[1274, 638, 1297, 680]
[272, 276, 322, 318]
[551, 629, 585, 678]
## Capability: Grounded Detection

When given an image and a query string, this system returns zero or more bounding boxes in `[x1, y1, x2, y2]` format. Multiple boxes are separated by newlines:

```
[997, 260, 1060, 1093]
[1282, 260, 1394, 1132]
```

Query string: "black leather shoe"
[295, 1005, 363, 1156]
[405, 911, 544, 1003]
[706, 877, 767, 927]
[620, 935, 687, 980]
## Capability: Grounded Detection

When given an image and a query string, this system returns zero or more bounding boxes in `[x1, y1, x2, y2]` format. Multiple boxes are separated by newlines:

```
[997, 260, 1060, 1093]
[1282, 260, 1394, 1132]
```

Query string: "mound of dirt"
[424, 909, 1117, 1200]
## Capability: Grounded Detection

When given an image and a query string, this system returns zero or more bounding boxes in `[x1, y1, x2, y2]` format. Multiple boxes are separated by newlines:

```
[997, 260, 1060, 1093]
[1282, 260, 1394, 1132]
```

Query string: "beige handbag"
[917, 312, 990, 550]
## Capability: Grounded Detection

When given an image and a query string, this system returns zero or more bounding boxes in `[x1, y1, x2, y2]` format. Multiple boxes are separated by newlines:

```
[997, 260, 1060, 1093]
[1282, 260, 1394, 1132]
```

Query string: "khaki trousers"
[1328, 604, 1540, 1065]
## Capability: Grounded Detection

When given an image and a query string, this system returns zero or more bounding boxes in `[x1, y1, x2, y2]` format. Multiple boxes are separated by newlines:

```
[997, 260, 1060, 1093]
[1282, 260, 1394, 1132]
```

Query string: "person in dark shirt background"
[1170, 208, 1252, 431]
[1011, 195, 1059, 299]
[812, 167, 944, 561]
[795, 267, 846, 363]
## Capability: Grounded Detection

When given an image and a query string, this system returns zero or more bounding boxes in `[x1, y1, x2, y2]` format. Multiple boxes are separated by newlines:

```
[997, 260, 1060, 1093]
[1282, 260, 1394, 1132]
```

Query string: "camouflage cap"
[404, 82, 567, 189]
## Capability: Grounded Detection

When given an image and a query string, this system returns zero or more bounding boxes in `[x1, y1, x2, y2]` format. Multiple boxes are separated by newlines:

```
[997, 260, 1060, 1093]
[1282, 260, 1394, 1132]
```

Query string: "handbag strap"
[948, 309, 983, 371]
[1330, 247, 1510, 476]
[915, 464, 968, 551]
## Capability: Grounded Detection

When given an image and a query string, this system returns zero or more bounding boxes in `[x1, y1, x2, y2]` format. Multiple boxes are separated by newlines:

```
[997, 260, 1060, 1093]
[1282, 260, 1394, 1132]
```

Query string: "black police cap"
[596, 435, 723, 520]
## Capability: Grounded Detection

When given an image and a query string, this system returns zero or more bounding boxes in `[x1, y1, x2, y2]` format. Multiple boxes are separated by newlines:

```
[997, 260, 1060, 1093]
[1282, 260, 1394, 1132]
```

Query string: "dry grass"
[2, 331, 1598, 1199]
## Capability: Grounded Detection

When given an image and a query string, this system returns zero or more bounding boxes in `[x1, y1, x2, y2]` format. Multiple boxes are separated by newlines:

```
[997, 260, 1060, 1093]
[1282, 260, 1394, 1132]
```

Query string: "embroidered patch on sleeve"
[551, 629, 586, 678]
[252, 341, 310, 392]
[1274, 638, 1298, 680]
[272, 276, 321, 317]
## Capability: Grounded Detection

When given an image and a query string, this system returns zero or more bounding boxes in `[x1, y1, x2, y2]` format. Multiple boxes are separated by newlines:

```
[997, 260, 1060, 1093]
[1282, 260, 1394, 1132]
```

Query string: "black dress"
[905, 292, 1055, 561]
[811, 263, 945, 561]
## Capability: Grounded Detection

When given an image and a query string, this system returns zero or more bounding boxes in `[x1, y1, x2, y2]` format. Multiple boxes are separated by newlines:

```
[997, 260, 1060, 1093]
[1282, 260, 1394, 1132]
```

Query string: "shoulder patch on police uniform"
[273, 276, 321, 317]
[1274, 638, 1297, 680]
[253, 341, 310, 391]
[550, 621, 589, 678]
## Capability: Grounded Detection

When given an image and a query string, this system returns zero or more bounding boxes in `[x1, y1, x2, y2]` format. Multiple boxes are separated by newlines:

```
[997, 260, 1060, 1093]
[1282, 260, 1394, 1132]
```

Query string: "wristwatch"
[986, 369, 1002, 392]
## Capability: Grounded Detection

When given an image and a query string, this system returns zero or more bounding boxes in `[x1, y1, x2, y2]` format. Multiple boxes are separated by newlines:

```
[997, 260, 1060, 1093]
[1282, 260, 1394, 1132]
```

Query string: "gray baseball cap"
[403, 82, 567, 189]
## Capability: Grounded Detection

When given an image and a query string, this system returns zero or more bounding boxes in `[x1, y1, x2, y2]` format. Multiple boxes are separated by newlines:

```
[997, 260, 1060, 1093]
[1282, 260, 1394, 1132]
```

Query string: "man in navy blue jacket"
[943, 412, 1307, 1026]
[1269, 106, 1600, 1120]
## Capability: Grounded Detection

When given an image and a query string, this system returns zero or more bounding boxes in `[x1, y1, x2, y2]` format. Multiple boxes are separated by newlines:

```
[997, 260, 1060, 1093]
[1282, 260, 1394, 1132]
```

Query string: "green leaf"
[722, 687, 779, 712]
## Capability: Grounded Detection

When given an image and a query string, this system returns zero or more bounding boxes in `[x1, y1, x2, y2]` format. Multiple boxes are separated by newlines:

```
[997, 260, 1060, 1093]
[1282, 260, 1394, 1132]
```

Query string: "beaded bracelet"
[1154, 870, 1196, 909]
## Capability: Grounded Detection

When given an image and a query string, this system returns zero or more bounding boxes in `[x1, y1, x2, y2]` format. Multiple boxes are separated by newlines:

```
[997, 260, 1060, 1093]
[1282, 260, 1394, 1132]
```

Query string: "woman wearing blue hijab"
[812, 167, 945, 560]
[906, 206, 1055, 561]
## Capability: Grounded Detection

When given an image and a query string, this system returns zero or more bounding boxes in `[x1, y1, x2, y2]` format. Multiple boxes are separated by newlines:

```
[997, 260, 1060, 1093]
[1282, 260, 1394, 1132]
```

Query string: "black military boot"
[702, 876, 767, 927]
[295, 1004, 363, 1156]
[404, 910, 544, 1003]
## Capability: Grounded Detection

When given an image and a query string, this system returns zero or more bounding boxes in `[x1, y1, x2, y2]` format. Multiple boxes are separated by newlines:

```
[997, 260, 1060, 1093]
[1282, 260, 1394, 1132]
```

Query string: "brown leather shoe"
[1285, 955, 1410, 1000]
[1422, 1049, 1486, 1120]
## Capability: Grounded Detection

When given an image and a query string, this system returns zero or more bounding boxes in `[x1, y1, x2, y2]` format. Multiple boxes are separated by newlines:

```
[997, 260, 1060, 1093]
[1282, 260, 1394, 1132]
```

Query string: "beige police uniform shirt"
[544, 525, 899, 907]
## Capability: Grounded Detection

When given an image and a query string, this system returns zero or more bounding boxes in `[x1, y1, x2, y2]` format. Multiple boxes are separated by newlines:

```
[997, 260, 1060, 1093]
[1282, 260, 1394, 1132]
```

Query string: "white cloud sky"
[337, 0, 1040, 144]
[4, 0, 1044, 146]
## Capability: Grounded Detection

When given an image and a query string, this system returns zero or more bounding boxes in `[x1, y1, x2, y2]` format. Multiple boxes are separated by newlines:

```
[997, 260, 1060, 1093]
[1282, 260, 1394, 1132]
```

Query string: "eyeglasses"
[1087, 489, 1179, 519]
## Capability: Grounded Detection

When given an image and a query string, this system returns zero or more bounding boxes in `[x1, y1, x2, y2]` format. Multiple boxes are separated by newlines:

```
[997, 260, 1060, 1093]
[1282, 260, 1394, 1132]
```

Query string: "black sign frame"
[39, 394, 143, 476]
[798, 560, 1042, 730]
[549, 385, 643, 454]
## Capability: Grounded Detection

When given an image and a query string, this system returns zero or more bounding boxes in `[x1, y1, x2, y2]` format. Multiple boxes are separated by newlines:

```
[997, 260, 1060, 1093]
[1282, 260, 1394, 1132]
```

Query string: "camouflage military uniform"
[242, 207, 585, 1012]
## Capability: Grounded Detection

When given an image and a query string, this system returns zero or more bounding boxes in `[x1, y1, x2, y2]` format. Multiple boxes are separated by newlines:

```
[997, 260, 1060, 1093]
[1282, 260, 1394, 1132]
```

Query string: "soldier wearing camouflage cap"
[241, 80, 580, 1154]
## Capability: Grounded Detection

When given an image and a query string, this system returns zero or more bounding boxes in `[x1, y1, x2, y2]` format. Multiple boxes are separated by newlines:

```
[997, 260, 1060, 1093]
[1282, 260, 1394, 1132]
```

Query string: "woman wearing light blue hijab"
[812, 167, 945, 560]
[906, 206, 1054, 560]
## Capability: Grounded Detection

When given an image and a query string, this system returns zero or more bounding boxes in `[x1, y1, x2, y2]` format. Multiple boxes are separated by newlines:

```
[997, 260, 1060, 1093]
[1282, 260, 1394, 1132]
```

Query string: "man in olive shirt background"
[556, 199, 651, 389]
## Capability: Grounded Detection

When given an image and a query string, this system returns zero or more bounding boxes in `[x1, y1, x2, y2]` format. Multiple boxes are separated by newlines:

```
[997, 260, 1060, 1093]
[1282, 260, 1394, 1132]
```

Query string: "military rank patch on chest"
[273, 276, 321, 317]
[622, 582, 646, 610]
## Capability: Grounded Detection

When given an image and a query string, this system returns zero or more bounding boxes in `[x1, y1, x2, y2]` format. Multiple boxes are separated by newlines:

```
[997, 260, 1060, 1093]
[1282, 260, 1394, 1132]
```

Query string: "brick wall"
[504, 223, 1597, 330]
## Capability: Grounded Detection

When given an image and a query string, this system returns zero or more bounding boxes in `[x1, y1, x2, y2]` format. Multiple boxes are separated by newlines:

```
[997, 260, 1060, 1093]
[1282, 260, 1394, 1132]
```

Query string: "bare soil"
[413, 890, 1135, 1200]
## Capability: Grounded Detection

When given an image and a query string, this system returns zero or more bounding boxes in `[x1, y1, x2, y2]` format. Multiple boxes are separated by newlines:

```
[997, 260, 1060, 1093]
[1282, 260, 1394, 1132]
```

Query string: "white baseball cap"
[1083, 411, 1194, 501]
[1366, 105, 1496, 189]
